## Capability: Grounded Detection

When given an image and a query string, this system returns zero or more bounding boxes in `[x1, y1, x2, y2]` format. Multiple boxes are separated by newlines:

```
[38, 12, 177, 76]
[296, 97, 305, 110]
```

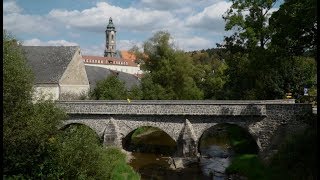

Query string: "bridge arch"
[197, 123, 259, 155]
[122, 125, 177, 155]
[61, 121, 104, 139]
[120, 123, 179, 142]
[59, 123, 102, 143]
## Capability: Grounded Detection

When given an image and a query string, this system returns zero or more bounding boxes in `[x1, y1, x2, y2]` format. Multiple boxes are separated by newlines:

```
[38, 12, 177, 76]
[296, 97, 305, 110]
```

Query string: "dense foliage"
[4, 33, 66, 178]
[226, 114, 317, 179]
[3, 32, 140, 179]
[219, 0, 317, 100]
[55, 125, 140, 179]
[119, 0, 315, 101]
[90, 75, 128, 100]
[139, 31, 204, 100]
[96, 0, 316, 101]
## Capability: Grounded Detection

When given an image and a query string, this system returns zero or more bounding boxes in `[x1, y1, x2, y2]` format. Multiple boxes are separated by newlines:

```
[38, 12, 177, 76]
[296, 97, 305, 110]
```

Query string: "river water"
[128, 145, 232, 180]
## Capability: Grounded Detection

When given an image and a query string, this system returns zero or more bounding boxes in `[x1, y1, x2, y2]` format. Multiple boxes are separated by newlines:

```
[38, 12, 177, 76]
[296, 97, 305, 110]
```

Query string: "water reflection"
[129, 152, 210, 180]
[129, 144, 233, 180]
[200, 145, 233, 179]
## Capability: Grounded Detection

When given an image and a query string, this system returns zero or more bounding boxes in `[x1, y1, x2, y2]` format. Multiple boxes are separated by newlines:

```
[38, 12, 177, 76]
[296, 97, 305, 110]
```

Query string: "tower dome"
[104, 17, 117, 57]
[106, 17, 115, 30]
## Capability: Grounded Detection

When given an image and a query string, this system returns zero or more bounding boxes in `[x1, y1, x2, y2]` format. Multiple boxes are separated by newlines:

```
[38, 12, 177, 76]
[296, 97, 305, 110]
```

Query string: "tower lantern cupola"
[104, 17, 117, 57]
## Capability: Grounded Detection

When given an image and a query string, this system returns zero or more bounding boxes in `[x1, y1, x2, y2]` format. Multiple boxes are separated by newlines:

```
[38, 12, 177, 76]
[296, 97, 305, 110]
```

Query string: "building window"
[111, 34, 114, 40]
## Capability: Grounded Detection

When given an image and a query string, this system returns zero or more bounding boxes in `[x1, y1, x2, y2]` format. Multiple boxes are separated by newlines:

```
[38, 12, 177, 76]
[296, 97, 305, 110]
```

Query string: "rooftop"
[85, 65, 140, 90]
[22, 46, 79, 84]
[83, 51, 138, 67]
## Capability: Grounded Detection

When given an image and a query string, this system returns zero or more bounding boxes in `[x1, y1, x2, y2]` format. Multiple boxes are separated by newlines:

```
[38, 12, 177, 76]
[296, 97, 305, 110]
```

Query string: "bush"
[90, 75, 127, 100]
[226, 154, 267, 180]
[111, 162, 140, 180]
[3, 33, 140, 179]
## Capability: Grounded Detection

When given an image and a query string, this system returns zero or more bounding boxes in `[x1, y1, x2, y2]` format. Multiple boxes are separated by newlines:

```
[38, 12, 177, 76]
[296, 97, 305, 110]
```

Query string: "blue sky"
[4, 0, 283, 56]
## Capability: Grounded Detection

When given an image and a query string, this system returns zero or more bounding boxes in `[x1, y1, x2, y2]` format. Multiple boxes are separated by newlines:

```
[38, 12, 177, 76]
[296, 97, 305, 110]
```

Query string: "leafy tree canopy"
[138, 31, 204, 100]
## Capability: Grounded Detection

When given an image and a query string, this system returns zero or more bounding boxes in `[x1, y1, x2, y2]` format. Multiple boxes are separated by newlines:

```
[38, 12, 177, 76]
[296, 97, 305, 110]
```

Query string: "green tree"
[220, 0, 316, 100]
[188, 49, 229, 99]
[223, 0, 276, 50]
[54, 125, 140, 180]
[91, 75, 128, 100]
[128, 85, 143, 100]
[4, 32, 140, 179]
[220, 0, 282, 99]
[3, 32, 67, 178]
[3, 32, 34, 122]
[139, 31, 204, 100]
[269, 0, 317, 57]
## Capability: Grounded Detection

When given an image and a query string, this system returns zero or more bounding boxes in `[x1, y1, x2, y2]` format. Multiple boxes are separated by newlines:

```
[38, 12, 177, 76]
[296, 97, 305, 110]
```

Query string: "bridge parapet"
[56, 100, 269, 116]
[57, 100, 313, 160]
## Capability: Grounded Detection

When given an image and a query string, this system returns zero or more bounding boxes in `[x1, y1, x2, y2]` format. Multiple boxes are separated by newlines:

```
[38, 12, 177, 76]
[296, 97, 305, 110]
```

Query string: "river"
[125, 125, 251, 179]
[128, 145, 233, 180]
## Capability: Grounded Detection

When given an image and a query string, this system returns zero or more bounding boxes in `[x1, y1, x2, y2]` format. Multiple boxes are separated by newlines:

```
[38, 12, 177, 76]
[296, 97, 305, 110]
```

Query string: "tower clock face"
[111, 40, 114, 43]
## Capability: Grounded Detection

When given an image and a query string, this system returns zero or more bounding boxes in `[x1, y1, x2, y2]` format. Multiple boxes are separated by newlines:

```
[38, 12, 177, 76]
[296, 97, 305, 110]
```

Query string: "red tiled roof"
[120, 51, 137, 66]
[121, 50, 137, 60]
[82, 55, 137, 67]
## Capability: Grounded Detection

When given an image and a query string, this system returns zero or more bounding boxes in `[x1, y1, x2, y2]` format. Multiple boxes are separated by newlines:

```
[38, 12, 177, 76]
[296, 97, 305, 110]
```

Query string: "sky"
[3, 0, 283, 56]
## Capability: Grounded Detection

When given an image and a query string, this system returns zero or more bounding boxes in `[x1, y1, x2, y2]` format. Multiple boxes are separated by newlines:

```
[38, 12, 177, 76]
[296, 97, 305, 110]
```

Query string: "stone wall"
[57, 100, 312, 159]
[85, 63, 141, 75]
[59, 48, 90, 98]
[56, 100, 267, 116]
[33, 84, 59, 101]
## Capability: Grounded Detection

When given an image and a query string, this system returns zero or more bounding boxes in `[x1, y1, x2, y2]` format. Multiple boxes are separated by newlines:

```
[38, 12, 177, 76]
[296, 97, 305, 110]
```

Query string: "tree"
[220, 0, 317, 100]
[127, 85, 143, 100]
[90, 75, 128, 100]
[3, 32, 67, 178]
[54, 125, 140, 180]
[223, 0, 277, 50]
[3, 32, 34, 122]
[190, 51, 229, 99]
[139, 31, 204, 100]
[3, 32, 140, 179]
[269, 0, 317, 57]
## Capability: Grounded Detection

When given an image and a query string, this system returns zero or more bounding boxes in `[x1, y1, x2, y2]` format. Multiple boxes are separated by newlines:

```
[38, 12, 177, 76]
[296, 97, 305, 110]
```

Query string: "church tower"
[104, 17, 116, 57]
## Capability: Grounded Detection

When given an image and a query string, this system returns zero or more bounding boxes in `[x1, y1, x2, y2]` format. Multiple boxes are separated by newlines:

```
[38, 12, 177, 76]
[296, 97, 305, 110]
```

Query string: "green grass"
[226, 154, 267, 180]
[111, 162, 140, 180]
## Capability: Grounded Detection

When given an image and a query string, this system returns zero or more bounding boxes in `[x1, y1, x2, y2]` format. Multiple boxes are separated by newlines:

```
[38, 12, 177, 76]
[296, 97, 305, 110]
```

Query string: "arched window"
[111, 34, 114, 40]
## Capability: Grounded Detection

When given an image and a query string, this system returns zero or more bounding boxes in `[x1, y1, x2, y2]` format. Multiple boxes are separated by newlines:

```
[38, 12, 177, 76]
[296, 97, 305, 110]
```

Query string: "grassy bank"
[226, 115, 317, 180]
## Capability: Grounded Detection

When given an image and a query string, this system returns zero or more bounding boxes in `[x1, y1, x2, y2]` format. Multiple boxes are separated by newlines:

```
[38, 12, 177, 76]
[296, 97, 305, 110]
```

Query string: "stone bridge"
[55, 100, 312, 159]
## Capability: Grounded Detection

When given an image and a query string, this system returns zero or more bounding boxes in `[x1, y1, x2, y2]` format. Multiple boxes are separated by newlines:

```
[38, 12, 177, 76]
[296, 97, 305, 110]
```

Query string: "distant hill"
[187, 48, 227, 62]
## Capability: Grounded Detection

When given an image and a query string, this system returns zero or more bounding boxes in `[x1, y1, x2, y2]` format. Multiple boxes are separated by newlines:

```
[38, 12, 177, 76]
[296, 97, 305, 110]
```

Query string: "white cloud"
[118, 40, 143, 50]
[174, 36, 214, 51]
[68, 32, 81, 38]
[185, 1, 231, 32]
[48, 2, 176, 32]
[81, 43, 104, 56]
[23, 38, 78, 46]
[3, 1, 22, 14]
[4, 13, 56, 35]
[81, 40, 143, 56]
[138, 0, 194, 10]
[3, 1, 56, 35]
[173, 7, 194, 14]
[4, 0, 235, 52]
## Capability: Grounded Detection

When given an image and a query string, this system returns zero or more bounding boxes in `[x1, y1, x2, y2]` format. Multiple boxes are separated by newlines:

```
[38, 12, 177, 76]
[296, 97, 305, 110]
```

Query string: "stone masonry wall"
[57, 100, 312, 159]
